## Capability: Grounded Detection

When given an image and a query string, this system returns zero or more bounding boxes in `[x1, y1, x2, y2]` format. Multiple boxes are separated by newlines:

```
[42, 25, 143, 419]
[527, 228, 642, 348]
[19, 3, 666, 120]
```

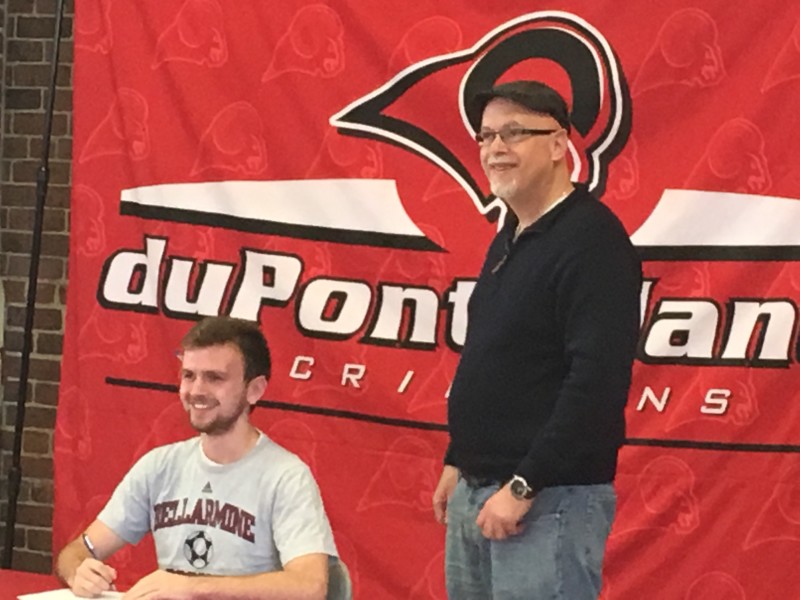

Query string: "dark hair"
[469, 80, 571, 133]
[181, 317, 271, 381]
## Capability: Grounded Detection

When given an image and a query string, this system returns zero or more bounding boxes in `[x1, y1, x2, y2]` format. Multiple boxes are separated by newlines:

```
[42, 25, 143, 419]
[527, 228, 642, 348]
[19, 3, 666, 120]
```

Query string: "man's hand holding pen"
[69, 533, 118, 598]
[70, 556, 118, 597]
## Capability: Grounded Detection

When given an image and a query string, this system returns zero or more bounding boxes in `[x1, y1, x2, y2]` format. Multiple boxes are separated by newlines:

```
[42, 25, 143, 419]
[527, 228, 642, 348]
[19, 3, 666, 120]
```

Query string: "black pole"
[2, 0, 67, 569]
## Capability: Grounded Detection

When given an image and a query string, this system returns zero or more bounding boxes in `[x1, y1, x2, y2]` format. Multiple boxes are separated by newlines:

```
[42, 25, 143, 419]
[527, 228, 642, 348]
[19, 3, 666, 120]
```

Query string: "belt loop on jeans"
[460, 472, 501, 489]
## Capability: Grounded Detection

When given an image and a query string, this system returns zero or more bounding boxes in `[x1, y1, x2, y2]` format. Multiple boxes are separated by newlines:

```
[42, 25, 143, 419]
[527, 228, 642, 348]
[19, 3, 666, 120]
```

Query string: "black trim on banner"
[106, 378, 800, 449]
[637, 246, 800, 261]
[626, 437, 800, 453]
[253, 400, 448, 431]
[107, 377, 177, 392]
[120, 204, 443, 252]
[105, 377, 448, 431]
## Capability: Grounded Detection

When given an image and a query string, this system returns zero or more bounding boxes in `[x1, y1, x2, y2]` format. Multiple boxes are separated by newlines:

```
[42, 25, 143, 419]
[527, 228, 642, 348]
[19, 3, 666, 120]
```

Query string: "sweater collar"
[504, 184, 584, 240]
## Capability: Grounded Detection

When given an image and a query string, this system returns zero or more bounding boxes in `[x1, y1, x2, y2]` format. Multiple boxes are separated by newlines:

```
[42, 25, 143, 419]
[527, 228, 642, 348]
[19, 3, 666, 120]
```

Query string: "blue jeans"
[445, 478, 616, 600]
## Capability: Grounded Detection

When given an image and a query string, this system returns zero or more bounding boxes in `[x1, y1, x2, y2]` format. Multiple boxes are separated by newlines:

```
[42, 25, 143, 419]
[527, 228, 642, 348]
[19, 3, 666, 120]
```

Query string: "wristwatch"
[509, 475, 535, 500]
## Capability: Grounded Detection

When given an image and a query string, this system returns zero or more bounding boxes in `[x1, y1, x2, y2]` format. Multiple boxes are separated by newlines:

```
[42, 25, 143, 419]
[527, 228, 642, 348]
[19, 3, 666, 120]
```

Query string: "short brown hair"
[181, 317, 271, 381]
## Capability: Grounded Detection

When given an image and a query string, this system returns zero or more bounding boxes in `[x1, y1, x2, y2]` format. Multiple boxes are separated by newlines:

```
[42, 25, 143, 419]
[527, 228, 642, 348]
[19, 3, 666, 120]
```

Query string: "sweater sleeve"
[515, 217, 641, 491]
[443, 442, 456, 466]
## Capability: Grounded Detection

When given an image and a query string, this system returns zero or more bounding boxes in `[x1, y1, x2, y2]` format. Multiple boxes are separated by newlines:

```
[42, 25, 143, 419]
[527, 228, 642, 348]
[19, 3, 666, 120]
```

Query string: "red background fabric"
[56, 1, 800, 598]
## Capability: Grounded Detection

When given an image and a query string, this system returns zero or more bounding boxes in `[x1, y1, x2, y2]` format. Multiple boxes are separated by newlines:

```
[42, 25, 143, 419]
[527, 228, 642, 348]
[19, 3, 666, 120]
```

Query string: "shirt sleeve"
[97, 450, 156, 545]
[443, 442, 456, 466]
[517, 216, 642, 491]
[271, 464, 338, 566]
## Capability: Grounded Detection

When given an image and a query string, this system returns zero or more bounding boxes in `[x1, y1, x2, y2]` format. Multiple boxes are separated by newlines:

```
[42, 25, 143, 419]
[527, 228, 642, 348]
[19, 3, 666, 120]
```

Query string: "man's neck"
[200, 420, 260, 465]
[510, 180, 574, 235]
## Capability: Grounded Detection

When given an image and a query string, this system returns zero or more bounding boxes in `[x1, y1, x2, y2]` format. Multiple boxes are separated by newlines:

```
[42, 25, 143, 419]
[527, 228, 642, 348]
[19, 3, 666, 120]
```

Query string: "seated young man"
[56, 317, 339, 600]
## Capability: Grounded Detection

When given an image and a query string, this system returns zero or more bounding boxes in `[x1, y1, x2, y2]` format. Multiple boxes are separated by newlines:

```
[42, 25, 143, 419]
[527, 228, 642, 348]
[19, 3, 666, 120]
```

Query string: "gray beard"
[490, 179, 517, 201]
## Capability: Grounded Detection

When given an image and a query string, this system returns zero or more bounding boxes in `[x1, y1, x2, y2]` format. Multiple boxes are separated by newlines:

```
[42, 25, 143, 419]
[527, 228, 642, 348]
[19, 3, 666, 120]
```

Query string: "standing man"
[433, 81, 641, 599]
[56, 317, 340, 599]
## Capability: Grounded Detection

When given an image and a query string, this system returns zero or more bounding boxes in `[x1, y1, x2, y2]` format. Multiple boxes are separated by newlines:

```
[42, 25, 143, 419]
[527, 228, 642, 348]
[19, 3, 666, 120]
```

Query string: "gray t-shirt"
[98, 432, 338, 575]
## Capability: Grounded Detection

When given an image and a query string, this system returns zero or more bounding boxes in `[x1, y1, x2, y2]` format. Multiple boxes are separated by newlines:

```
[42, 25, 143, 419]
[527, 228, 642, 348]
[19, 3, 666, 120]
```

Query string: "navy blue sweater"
[446, 186, 641, 491]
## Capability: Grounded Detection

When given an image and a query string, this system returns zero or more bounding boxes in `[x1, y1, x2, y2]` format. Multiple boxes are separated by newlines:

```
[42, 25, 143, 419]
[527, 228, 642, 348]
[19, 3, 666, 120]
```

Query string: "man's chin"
[191, 416, 239, 436]
[189, 413, 218, 433]
[193, 423, 224, 435]
[490, 182, 516, 201]
[190, 420, 211, 434]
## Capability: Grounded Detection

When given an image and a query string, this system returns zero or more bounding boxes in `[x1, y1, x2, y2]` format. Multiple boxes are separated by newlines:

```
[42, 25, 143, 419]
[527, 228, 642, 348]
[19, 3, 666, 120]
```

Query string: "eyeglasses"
[475, 127, 558, 146]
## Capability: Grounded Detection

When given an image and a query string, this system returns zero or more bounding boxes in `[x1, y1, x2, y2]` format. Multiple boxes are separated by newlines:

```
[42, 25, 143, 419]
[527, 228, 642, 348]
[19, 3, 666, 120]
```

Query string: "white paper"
[18, 589, 122, 600]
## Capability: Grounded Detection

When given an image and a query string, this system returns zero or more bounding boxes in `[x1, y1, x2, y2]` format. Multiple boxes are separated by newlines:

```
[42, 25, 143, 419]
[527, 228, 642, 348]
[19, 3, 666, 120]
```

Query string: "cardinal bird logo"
[331, 11, 632, 225]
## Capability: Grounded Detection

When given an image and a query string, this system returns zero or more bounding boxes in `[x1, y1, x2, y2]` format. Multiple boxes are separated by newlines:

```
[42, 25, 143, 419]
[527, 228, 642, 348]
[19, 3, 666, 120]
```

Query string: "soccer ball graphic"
[183, 530, 214, 569]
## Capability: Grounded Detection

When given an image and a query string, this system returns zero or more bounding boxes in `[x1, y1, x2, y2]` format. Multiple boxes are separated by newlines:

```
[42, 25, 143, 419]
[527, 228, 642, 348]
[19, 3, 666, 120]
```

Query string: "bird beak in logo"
[330, 11, 632, 227]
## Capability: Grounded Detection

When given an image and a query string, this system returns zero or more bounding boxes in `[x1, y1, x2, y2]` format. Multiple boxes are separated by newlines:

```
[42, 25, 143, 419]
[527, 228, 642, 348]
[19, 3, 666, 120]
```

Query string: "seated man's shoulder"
[136, 436, 200, 466]
[255, 435, 314, 476]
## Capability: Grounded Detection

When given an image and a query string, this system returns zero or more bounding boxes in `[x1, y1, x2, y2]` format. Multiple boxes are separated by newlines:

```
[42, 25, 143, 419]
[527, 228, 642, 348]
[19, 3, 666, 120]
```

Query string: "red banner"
[57, 1, 800, 598]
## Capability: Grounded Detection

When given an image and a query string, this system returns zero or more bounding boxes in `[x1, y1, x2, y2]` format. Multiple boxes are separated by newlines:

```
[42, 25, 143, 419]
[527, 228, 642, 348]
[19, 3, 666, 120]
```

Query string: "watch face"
[510, 476, 532, 499]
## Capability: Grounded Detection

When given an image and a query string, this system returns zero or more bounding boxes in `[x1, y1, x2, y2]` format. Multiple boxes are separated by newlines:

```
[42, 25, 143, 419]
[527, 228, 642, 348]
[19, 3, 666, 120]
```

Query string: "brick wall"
[0, 0, 74, 573]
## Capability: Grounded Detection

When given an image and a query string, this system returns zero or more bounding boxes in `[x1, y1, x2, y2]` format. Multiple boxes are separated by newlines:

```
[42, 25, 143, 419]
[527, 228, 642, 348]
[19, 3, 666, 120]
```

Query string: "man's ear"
[246, 375, 267, 406]
[551, 129, 570, 162]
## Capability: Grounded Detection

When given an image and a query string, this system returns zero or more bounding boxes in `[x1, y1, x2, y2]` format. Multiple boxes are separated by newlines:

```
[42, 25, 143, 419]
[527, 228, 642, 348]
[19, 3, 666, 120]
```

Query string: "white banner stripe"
[631, 189, 800, 247]
[120, 179, 426, 237]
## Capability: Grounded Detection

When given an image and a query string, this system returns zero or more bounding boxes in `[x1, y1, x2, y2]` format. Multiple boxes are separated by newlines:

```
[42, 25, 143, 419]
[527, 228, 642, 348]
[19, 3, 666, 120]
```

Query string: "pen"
[82, 533, 117, 591]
